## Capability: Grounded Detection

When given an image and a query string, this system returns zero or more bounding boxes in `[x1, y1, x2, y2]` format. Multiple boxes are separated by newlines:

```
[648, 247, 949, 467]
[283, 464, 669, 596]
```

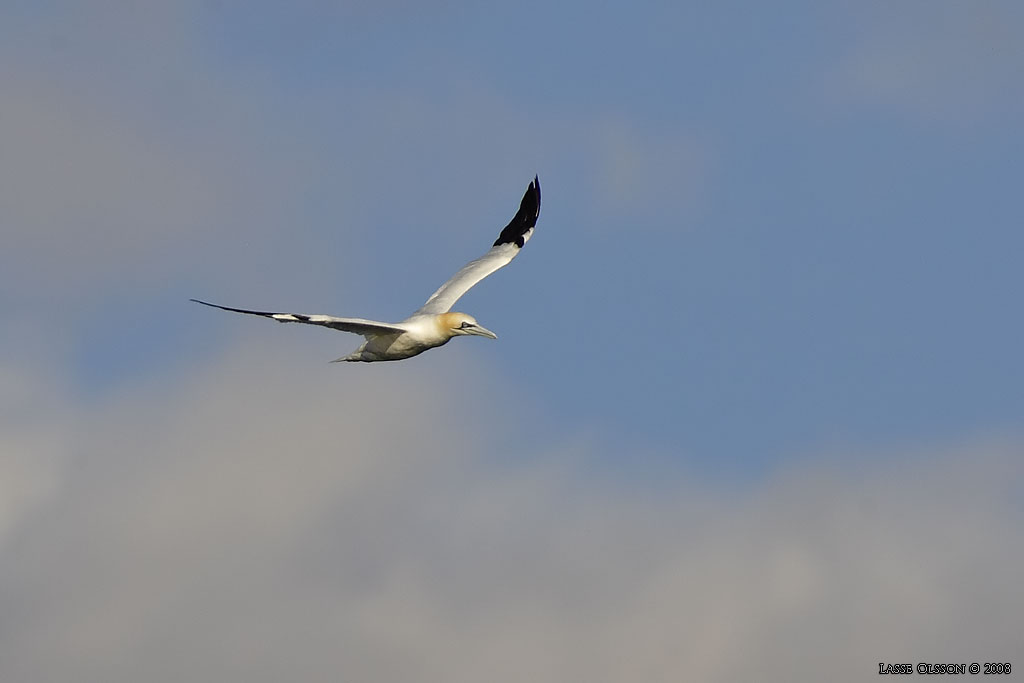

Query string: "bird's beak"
[470, 325, 498, 339]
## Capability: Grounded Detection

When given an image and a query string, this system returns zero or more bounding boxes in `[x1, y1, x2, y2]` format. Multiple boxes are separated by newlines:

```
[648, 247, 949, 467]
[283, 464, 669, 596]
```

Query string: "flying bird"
[192, 176, 541, 362]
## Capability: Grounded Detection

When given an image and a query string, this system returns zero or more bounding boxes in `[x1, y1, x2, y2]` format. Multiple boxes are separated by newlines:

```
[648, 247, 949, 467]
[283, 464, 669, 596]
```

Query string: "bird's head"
[441, 312, 498, 339]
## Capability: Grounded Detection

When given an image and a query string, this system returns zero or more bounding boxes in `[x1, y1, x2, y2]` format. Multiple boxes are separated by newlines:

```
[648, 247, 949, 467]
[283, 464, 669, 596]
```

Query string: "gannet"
[192, 176, 540, 362]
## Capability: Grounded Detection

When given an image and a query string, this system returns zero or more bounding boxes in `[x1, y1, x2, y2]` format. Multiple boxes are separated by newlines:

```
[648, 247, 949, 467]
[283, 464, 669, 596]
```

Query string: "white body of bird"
[333, 312, 496, 362]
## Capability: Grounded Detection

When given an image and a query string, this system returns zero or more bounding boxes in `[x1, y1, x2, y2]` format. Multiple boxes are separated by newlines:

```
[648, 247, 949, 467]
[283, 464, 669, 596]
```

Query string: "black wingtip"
[191, 298, 228, 311]
[190, 298, 278, 318]
[493, 175, 541, 248]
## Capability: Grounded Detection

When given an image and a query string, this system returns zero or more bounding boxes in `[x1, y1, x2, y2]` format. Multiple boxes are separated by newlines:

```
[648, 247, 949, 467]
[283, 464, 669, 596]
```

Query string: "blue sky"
[2, 2, 1022, 681]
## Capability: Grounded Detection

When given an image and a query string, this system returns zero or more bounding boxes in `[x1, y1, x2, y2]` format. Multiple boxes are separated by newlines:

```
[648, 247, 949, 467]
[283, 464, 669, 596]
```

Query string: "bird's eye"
[460, 321, 473, 329]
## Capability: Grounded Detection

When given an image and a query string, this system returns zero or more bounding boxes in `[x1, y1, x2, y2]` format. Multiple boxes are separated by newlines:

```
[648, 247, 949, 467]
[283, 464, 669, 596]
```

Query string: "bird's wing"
[414, 176, 541, 315]
[190, 299, 405, 337]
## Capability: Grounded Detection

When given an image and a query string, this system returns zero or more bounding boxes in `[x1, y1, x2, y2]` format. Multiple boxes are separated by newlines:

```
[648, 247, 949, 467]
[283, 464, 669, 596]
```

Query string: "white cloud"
[0, 2, 355, 308]
[0, 74, 340, 302]
[0, 344, 1020, 683]
[0, 364, 70, 549]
